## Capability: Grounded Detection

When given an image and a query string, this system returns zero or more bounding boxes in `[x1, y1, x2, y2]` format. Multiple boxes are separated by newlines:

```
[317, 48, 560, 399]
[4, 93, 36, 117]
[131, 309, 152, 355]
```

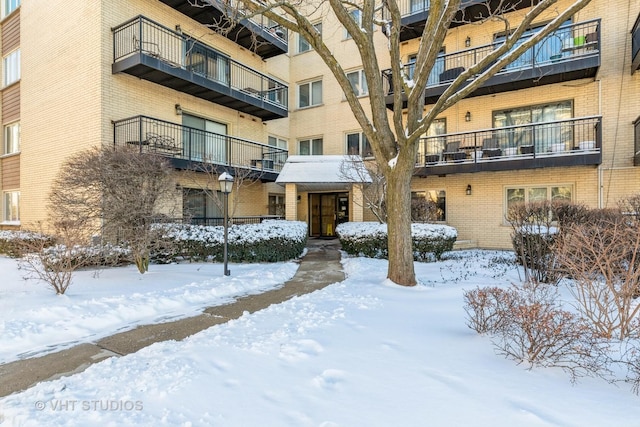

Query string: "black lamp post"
[218, 171, 234, 276]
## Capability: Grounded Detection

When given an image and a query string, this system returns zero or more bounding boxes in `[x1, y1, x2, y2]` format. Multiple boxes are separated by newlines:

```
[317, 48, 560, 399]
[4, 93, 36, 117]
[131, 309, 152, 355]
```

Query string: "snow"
[276, 155, 371, 184]
[336, 221, 458, 240]
[2, 250, 640, 426]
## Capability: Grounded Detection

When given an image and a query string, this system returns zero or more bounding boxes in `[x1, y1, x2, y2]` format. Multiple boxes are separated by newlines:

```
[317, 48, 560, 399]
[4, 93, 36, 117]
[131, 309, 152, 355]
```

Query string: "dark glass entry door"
[310, 193, 348, 237]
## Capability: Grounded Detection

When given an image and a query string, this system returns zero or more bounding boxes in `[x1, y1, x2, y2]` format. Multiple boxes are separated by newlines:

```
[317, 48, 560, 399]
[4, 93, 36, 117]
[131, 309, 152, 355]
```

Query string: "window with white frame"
[344, 9, 361, 39]
[268, 135, 287, 149]
[346, 131, 372, 157]
[3, 190, 19, 222]
[3, 49, 20, 86]
[3, 121, 19, 154]
[298, 137, 323, 155]
[298, 22, 322, 53]
[2, 0, 19, 17]
[412, 190, 446, 222]
[298, 79, 322, 108]
[505, 185, 573, 219]
[346, 69, 368, 97]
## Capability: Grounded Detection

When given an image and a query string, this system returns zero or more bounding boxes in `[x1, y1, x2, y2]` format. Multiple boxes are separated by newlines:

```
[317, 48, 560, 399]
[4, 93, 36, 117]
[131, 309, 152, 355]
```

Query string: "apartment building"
[0, 0, 638, 250]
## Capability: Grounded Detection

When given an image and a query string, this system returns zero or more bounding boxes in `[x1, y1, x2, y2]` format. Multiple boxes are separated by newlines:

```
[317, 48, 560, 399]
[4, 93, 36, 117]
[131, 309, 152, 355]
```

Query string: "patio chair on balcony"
[442, 141, 466, 162]
[147, 132, 180, 155]
[481, 137, 502, 158]
[439, 67, 465, 83]
[133, 35, 161, 58]
[520, 145, 535, 155]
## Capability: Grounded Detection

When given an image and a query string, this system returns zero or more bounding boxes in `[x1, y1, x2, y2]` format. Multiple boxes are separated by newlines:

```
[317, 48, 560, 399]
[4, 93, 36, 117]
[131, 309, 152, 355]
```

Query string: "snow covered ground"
[2, 250, 640, 426]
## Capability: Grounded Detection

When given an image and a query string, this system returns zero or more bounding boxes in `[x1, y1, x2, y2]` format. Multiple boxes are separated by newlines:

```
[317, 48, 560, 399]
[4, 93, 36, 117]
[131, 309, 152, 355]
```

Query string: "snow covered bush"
[0, 230, 55, 257]
[336, 222, 457, 261]
[154, 220, 307, 263]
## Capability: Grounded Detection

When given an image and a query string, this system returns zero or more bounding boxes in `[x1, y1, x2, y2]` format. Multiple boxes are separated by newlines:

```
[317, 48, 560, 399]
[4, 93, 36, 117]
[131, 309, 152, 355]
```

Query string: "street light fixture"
[218, 171, 234, 276]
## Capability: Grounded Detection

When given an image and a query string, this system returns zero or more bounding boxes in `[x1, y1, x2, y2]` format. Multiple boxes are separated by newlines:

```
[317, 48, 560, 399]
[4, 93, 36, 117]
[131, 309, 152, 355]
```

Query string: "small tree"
[339, 156, 385, 223]
[49, 146, 177, 274]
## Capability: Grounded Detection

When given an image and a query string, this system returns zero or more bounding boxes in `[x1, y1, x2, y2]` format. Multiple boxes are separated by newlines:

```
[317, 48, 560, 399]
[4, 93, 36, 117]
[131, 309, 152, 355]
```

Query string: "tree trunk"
[385, 156, 417, 286]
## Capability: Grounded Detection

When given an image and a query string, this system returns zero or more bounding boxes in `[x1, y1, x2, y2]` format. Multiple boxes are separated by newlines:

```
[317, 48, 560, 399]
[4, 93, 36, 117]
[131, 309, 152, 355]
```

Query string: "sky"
[1, 250, 640, 426]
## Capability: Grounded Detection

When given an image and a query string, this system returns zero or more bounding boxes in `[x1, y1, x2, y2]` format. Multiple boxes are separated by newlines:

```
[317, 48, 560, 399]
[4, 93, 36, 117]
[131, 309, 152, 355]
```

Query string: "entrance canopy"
[276, 155, 372, 192]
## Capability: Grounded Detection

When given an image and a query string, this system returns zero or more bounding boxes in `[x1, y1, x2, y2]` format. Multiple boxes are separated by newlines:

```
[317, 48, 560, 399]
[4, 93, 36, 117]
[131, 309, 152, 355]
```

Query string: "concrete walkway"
[0, 238, 344, 398]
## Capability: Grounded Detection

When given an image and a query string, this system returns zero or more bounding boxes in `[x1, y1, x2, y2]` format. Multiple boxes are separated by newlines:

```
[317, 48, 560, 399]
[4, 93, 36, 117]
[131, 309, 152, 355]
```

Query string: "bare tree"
[48, 146, 177, 274]
[202, 0, 592, 285]
[339, 156, 386, 223]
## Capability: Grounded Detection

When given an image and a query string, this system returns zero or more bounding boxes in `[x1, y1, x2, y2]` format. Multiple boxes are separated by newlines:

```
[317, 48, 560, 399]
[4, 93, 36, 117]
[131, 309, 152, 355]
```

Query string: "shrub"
[336, 222, 457, 261]
[0, 231, 55, 257]
[154, 220, 307, 263]
[465, 282, 608, 381]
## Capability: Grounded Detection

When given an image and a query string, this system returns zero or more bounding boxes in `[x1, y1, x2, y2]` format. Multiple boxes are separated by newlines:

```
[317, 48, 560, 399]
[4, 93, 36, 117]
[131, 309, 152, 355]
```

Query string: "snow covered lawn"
[2, 250, 640, 426]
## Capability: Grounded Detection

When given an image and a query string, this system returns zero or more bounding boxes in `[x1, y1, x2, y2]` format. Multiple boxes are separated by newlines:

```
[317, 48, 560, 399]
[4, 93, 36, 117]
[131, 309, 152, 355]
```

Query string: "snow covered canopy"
[276, 155, 372, 192]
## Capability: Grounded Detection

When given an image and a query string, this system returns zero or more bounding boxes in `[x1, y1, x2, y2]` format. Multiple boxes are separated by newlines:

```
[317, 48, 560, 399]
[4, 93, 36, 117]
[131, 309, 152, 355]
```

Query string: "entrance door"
[309, 193, 349, 237]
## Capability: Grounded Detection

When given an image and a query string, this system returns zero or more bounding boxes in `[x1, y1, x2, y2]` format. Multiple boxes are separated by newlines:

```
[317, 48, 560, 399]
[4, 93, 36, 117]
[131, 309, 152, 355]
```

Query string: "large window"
[346, 132, 372, 157]
[412, 190, 446, 222]
[182, 114, 227, 162]
[493, 101, 573, 152]
[3, 49, 20, 87]
[505, 185, 573, 218]
[298, 79, 322, 108]
[2, 0, 19, 17]
[3, 190, 19, 223]
[268, 135, 287, 149]
[183, 188, 221, 225]
[3, 121, 19, 154]
[298, 22, 322, 53]
[346, 69, 368, 97]
[299, 138, 323, 155]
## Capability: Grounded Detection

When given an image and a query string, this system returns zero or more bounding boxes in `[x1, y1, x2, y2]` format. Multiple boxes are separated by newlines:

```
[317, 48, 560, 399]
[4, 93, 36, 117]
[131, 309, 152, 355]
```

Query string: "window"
[422, 118, 447, 155]
[298, 79, 322, 108]
[493, 101, 572, 152]
[344, 9, 362, 39]
[3, 122, 19, 154]
[268, 135, 287, 149]
[2, 0, 19, 17]
[411, 190, 446, 222]
[299, 138, 323, 155]
[505, 185, 573, 218]
[2, 190, 19, 223]
[183, 188, 222, 226]
[346, 132, 372, 157]
[410, 0, 429, 13]
[182, 113, 227, 162]
[3, 49, 20, 86]
[346, 69, 368, 97]
[269, 194, 285, 216]
[298, 22, 322, 53]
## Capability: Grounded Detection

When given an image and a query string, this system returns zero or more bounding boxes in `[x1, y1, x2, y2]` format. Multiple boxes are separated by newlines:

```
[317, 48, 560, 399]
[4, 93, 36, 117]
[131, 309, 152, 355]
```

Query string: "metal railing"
[155, 215, 284, 227]
[382, 19, 600, 94]
[210, 0, 288, 45]
[112, 16, 288, 110]
[382, 0, 533, 20]
[418, 116, 601, 167]
[113, 116, 288, 172]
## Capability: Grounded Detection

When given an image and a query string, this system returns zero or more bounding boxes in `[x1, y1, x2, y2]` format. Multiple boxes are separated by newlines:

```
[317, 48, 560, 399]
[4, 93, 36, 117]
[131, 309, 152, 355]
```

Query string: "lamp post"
[218, 171, 234, 276]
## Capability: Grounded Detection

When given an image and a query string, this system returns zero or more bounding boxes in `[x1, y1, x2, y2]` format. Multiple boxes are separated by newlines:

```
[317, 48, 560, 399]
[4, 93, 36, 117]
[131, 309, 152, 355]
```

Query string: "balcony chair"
[442, 141, 466, 162]
[520, 145, 535, 155]
[481, 137, 502, 158]
[439, 67, 465, 83]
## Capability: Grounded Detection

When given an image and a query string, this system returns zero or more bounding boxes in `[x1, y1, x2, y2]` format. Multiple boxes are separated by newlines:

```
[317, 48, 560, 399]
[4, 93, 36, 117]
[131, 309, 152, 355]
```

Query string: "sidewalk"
[0, 238, 344, 398]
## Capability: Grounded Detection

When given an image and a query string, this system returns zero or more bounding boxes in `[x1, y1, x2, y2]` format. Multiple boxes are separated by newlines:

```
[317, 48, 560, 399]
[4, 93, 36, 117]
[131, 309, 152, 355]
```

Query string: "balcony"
[383, 20, 600, 107]
[113, 116, 288, 182]
[382, 0, 537, 42]
[633, 13, 640, 74]
[414, 116, 602, 177]
[112, 16, 288, 121]
[157, 0, 287, 58]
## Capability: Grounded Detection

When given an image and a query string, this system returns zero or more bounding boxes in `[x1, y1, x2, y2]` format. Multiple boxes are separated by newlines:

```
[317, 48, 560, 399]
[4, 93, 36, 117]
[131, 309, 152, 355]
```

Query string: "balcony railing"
[634, 116, 640, 166]
[158, 0, 287, 58]
[633, 13, 640, 74]
[382, 0, 537, 41]
[112, 16, 288, 120]
[415, 116, 602, 176]
[113, 116, 288, 180]
[382, 19, 600, 104]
